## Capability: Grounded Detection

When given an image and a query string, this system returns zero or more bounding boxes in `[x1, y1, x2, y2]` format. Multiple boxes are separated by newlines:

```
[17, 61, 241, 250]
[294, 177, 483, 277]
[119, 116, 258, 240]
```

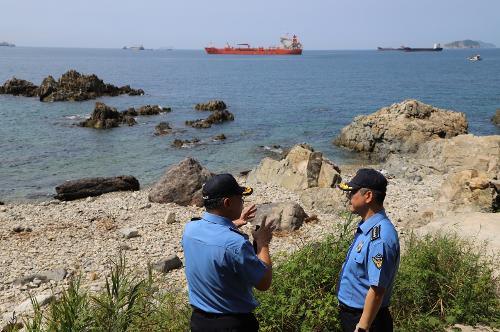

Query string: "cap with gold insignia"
[202, 174, 253, 200]
[338, 168, 388, 193]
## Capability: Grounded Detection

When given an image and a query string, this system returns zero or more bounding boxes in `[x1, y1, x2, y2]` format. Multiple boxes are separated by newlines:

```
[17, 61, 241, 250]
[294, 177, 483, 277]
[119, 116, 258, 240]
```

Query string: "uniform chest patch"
[372, 253, 383, 269]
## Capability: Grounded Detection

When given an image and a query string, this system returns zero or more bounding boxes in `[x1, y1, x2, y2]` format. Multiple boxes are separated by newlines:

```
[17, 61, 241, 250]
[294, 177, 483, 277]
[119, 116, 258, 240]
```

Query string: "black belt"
[338, 302, 364, 313]
[338, 302, 389, 314]
[192, 306, 253, 319]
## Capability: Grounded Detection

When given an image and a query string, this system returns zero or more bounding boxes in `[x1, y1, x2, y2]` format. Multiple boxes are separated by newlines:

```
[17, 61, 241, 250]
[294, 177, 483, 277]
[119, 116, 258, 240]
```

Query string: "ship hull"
[378, 47, 443, 52]
[205, 47, 302, 55]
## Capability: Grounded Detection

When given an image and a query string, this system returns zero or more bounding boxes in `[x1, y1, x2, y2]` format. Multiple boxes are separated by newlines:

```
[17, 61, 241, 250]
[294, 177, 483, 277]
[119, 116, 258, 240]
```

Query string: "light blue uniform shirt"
[182, 212, 268, 314]
[337, 210, 400, 309]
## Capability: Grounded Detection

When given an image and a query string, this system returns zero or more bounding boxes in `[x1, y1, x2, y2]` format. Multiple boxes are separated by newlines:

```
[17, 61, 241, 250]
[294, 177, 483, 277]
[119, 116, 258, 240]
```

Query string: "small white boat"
[467, 54, 481, 62]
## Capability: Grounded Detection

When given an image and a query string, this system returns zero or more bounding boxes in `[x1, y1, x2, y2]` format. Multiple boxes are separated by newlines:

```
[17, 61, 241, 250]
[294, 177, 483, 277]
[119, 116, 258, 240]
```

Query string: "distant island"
[0, 41, 15, 47]
[444, 40, 496, 49]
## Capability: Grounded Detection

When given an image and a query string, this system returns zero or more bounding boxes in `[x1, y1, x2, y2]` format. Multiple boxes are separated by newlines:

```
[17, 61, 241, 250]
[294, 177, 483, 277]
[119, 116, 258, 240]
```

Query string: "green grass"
[15, 215, 500, 332]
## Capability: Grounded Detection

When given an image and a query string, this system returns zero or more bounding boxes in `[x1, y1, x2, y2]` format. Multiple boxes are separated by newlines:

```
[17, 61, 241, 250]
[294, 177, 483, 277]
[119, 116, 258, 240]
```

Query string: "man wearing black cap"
[337, 168, 400, 332]
[182, 173, 275, 332]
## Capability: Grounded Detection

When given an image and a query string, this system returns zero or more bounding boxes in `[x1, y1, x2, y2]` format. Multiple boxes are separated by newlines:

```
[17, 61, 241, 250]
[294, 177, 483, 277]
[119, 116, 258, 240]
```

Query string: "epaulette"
[371, 225, 381, 241]
[190, 217, 202, 221]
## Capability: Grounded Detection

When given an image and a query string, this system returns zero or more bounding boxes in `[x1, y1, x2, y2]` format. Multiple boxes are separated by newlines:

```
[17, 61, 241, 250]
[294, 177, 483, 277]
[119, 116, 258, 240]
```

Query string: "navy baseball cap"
[338, 168, 387, 193]
[202, 174, 253, 200]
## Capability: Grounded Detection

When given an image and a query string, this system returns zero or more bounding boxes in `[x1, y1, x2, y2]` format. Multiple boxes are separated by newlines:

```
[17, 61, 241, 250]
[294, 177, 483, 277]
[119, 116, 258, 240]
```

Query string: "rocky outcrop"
[0, 77, 39, 97]
[186, 110, 234, 128]
[148, 158, 213, 206]
[154, 122, 172, 136]
[54, 176, 140, 201]
[0, 70, 144, 101]
[171, 138, 200, 148]
[79, 102, 136, 129]
[195, 100, 227, 111]
[385, 134, 500, 215]
[492, 109, 500, 126]
[300, 188, 347, 214]
[386, 134, 500, 177]
[334, 99, 468, 160]
[437, 170, 499, 213]
[213, 134, 227, 141]
[247, 144, 341, 192]
[137, 105, 171, 115]
[252, 202, 308, 231]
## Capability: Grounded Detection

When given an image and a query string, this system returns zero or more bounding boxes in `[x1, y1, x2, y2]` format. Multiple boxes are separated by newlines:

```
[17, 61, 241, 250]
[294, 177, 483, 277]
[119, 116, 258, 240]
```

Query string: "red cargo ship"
[205, 35, 303, 55]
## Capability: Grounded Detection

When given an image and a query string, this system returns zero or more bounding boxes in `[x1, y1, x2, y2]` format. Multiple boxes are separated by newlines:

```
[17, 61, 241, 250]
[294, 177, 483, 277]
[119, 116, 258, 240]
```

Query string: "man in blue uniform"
[337, 168, 400, 332]
[182, 174, 275, 332]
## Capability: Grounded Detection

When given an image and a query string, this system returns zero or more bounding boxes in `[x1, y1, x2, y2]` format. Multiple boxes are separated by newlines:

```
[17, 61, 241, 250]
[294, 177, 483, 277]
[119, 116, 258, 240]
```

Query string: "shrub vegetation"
[11, 215, 499, 332]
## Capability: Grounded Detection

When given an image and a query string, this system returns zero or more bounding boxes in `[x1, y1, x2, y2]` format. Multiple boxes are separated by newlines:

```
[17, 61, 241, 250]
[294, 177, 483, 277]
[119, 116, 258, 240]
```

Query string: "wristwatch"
[355, 325, 368, 332]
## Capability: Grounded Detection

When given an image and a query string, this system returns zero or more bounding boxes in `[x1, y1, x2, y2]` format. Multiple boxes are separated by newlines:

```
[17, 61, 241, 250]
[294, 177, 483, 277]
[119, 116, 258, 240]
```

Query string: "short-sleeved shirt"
[337, 210, 400, 309]
[182, 212, 268, 314]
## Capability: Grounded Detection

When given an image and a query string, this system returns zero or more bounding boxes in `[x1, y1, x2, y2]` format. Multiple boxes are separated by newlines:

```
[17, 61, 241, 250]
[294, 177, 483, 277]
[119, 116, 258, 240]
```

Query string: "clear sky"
[1, 0, 499, 49]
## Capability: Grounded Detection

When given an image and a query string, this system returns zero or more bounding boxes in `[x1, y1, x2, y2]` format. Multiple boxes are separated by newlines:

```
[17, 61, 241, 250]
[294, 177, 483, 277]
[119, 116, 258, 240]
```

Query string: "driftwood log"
[54, 176, 140, 201]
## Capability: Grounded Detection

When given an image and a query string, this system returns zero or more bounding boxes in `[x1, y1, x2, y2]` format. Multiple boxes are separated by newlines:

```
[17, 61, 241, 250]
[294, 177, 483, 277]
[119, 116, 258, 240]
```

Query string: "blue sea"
[1, 47, 499, 201]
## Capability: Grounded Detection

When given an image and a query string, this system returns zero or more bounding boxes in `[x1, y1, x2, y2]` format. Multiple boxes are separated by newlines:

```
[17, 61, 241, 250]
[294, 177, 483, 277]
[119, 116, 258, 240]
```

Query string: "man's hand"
[252, 216, 275, 248]
[233, 204, 257, 228]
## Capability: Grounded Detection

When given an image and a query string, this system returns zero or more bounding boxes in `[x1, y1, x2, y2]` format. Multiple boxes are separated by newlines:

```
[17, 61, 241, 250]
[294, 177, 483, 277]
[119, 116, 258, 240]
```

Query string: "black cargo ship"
[377, 43, 443, 52]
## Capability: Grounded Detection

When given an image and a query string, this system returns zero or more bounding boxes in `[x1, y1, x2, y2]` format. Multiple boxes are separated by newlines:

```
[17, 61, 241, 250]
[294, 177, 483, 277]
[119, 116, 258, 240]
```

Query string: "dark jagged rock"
[137, 104, 170, 116]
[79, 102, 135, 129]
[213, 134, 227, 141]
[154, 122, 172, 136]
[195, 100, 227, 111]
[186, 109, 234, 128]
[149, 158, 213, 206]
[1, 70, 144, 101]
[492, 109, 500, 127]
[123, 107, 138, 116]
[54, 176, 140, 201]
[38, 76, 58, 101]
[172, 138, 200, 148]
[0, 77, 39, 97]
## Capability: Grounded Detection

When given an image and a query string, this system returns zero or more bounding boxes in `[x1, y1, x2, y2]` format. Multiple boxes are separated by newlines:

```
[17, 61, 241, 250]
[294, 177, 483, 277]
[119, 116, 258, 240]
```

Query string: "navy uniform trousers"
[339, 303, 393, 332]
[190, 307, 259, 332]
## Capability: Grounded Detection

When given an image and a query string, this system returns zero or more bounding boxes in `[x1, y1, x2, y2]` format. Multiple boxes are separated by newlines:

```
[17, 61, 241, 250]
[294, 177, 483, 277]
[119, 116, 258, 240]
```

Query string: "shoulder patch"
[371, 225, 381, 241]
[372, 253, 383, 269]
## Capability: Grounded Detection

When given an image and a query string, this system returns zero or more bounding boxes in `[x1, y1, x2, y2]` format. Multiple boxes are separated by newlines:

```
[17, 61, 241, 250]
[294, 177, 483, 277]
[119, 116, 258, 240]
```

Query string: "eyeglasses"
[346, 188, 360, 199]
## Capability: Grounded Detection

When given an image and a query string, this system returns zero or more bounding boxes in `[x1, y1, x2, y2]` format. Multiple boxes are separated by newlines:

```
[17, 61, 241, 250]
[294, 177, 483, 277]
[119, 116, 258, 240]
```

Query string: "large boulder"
[79, 102, 135, 129]
[436, 169, 499, 213]
[492, 109, 500, 126]
[416, 212, 500, 255]
[0, 77, 39, 97]
[252, 202, 308, 231]
[333, 99, 468, 160]
[195, 100, 227, 111]
[247, 144, 341, 191]
[186, 110, 234, 128]
[300, 188, 346, 214]
[54, 176, 140, 201]
[385, 134, 500, 177]
[385, 134, 500, 219]
[148, 158, 213, 206]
